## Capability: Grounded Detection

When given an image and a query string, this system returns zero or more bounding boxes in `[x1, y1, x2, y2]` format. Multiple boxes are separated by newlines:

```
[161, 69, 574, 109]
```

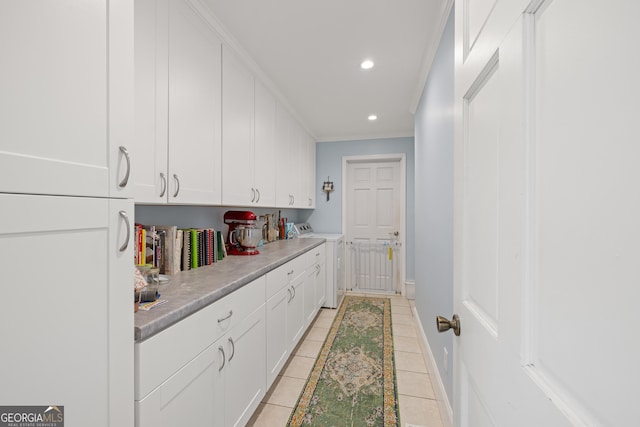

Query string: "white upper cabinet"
[0, 1, 133, 198]
[301, 131, 317, 208]
[167, 0, 222, 204]
[133, 0, 169, 203]
[274, 108, 316, 209]
[132, 0, 314, 209]
[221, 47, 276, 207]
[221, 46, 255, 206]
[133, 0, 222, 205]
[253, 79, 277, 207]
[275, 104, 298, 207]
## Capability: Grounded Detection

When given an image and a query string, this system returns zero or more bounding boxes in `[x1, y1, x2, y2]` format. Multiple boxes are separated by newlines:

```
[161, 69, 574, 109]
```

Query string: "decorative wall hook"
[322, 176, 334, 201]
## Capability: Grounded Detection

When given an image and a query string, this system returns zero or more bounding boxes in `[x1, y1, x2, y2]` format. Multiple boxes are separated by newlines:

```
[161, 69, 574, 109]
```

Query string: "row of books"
[134, 224, 227, 274]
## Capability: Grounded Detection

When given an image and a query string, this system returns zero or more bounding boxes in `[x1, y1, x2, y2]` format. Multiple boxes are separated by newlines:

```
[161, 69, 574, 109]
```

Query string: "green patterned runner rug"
[287, 295, 400, 427]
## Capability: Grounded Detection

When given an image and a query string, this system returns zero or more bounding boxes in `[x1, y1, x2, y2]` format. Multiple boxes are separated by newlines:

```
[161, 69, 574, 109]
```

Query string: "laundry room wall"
[414, 8, 455, 404]
[307, 137, 415, 281]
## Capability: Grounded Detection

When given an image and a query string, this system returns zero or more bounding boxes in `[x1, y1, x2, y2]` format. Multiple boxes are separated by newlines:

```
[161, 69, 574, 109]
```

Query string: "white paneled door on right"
[453, 1, 640, 426]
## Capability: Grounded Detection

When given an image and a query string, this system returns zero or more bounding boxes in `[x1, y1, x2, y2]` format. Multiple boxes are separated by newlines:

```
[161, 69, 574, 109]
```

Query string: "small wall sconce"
[322, 177, 334, 201]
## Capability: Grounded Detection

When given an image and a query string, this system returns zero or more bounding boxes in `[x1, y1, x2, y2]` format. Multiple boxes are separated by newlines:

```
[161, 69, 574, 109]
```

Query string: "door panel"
[455, 0, 640, 425]
[531, 1, 640, 425]
[464, 62, 500, 332]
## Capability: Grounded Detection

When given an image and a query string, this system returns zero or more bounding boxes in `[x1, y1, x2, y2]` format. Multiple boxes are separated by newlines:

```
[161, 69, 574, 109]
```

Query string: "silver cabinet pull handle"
[292, 195, 295, 205]
[118, 146, 130, 188]
[217, 310, 233, 323]
[228, 337, 235, 362]
[287, 288, 293, 303]
[251, 188, 256, 202]
[172, 174, 180, 198]
[118, 210, 130, 252]
[256, 188, 260, 203]
[218, 346, 226, 371]
[291, 285, 296, 300]
[159, 173, 167, 197]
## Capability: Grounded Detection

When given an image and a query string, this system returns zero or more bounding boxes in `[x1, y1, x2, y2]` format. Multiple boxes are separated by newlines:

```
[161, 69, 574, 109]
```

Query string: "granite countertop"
[134, 238, 325, 342]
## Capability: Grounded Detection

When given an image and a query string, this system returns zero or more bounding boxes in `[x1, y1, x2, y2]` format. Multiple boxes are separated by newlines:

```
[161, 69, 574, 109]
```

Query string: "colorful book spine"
[190, 229, 198, 269]
[181, 229, 191, 271]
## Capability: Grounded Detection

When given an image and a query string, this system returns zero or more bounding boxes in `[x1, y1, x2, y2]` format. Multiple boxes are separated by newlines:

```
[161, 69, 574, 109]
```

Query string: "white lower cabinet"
[136, 306, 265, 427]
[265, 285, 290, 388]
[265, 255, 306, 389]
[225, 304, 266, 427]
[136, 245, 325, 426]
[136, 341, 225, 427]
[135, 277, 266, 427]
[287, 273, 306, 349]
[310, 244, 327, 309]
[303, 267, 318, 329]
[303, 244, 326, 328]
[0, 194, 134, 427]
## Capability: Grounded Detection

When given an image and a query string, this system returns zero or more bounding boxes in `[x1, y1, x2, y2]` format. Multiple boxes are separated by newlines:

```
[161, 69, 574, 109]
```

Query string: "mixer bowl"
[230, 226, 262, 248]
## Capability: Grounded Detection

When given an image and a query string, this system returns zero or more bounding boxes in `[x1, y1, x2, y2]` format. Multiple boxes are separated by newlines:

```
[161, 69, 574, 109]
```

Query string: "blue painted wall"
[306, 137, 415, 281]
[414, 9, 455, 401]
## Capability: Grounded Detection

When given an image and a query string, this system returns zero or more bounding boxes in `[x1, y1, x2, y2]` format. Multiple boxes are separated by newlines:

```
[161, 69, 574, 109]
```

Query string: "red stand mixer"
[224, 210, 261, 255]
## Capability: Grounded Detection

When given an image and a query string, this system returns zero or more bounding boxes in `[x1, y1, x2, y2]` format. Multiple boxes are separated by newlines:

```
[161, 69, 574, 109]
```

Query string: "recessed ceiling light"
[368, 115, 377, 121]
[361, 60, 374, 70]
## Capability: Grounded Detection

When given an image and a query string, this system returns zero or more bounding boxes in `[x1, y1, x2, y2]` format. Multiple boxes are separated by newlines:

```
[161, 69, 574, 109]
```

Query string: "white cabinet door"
[221, 52, 277, 208]
[307, 244, 326, 310]
[133, 0, 221, 205]
[167, 0, 222, 205]
[0, 1, 133, 198]
[289, 121, 304, 208]
[133, 0, 169, 203]
[253, 79, 277, 207]
[0, 194, 134, 427]
[316, 258, 327, 310]
[303, 267, 317, 328]
[225, 304, 266, 427]
[287, 274, 306, 349]
[275, 104, 296, 207]
[136, 340, 225, 427]
[222, 45, 255, 206]
[109, 198, 136, 427]
[303, 132, 317, 208]
[266, 286, 290, 389]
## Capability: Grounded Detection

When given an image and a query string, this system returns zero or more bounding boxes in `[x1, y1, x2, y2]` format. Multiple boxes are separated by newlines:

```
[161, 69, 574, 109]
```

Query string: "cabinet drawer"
[266, 255, 306, 299]
[306, 243, 326, 267]
[135, 276, 265, 400]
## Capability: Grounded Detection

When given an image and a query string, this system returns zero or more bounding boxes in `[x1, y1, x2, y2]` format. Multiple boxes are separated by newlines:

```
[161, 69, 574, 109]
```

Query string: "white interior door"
[452, 1, 640, 426]
[345, 157, 403, 293]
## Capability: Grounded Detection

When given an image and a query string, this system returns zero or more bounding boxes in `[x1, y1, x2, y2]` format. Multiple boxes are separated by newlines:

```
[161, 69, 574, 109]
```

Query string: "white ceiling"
[202, 0, 451, 142]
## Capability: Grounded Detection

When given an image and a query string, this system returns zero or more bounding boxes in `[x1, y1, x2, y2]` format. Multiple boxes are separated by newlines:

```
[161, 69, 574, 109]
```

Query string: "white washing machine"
[294, 223, 345, 309]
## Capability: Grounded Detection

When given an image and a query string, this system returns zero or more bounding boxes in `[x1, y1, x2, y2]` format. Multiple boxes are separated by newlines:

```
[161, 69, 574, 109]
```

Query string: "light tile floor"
[247, 293, 444, 427]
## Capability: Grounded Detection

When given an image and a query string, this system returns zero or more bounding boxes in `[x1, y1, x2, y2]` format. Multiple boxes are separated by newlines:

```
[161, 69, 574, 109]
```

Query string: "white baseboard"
[405, 280, 415, 300]
[412, 306, 453, 427]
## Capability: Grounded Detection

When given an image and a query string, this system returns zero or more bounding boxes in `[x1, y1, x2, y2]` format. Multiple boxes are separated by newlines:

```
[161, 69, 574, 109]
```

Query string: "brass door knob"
[436, 314, 461, 336]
